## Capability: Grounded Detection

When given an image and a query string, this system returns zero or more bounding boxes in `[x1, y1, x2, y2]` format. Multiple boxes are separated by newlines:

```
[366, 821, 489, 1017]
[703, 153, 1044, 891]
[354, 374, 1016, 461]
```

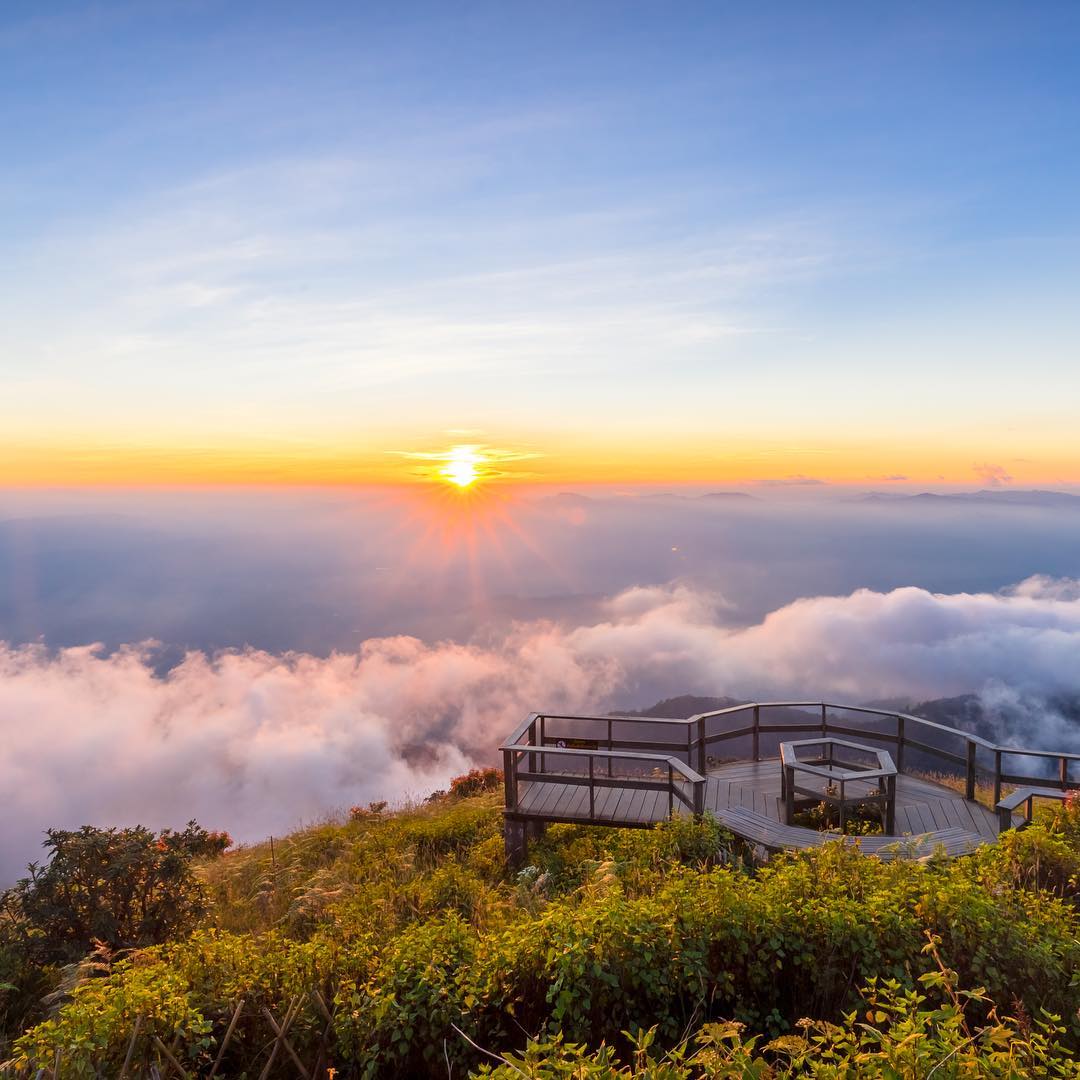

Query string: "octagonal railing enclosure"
[780, 737, 897, 832]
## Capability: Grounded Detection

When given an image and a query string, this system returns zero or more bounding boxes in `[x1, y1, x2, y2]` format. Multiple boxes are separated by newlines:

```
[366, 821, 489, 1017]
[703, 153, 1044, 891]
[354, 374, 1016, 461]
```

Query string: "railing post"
[694, 775, 705, 817]
[668, 761, 674, 816]
[821, 702, 827, 736]
[503, 748, 517, 812]
[588, 755, 595, 819]
[784, 764, 795, 824]
[1061, 756, 1069, 791]
[752, 704, 760, 762]
[697, 716, 706, 773]
[993, 749, 1002, 807]
[885, 774, 896, 834]
[528, 718, 537, 774]
[539, 714, 546, 774]
[896, 715, 906, 772]
[965, 741, 976, 801]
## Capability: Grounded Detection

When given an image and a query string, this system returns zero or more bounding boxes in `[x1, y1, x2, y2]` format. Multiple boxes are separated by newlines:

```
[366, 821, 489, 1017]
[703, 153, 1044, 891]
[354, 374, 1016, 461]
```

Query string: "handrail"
[782, 762, 896, 783]
[996, 787, 1072, 833]
[520, 711, 702, 728]
[500, 743, 705, 784]
[502, 711, 541, 748]
[692, 702, 997, 751]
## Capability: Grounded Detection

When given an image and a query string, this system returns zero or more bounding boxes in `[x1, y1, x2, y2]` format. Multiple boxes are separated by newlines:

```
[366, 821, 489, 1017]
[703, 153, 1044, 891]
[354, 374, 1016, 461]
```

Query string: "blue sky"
[2, 1, 1079, 484]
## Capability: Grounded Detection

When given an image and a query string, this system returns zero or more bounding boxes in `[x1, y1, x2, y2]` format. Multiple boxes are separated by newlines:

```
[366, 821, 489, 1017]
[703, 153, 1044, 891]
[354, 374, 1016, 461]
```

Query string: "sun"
[440, 445, 483, 488]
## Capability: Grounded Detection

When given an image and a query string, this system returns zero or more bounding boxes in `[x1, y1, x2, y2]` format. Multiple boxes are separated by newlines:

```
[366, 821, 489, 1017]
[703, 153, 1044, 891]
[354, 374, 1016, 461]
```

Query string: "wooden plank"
[608, 784, 633, 822]
[592, 785, 620, 821]
[626, 787, 649, 823]
[515, 781, 536, 812]
[925, 800, 952, 831]
[534, 782, 564, 817]
[609, 783, 639, 822]
[912, 803, 936, 834]
[641, 787, 664, 823]
[565, 782, 591, 820]
[711, 781, 732, 810]
[954, 797, 991, 839]
[702, 780, 717, 813]
[602, 784, 627, 820]
[520, 782, 553, 815]
[551, 782, 582, 818]
[936, 799, 966, 830]
[968, 801, 1000, 839]
[630, 790, 656, 820]
[892, 805, 914, 835]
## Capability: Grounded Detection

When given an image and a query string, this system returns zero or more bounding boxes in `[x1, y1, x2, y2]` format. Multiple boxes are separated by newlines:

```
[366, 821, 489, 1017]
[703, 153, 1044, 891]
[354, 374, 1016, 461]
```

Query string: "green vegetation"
[2, 782, 1080, 1077]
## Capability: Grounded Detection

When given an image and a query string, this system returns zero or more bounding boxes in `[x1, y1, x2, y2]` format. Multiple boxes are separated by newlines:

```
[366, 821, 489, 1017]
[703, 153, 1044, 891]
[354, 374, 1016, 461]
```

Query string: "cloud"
[757, 474, 827, 486]
[0, 635, 619, 882]
[973, 462, 1013, 487]
[570, 577, 1080, 706]
[4, 575, 1080, 880]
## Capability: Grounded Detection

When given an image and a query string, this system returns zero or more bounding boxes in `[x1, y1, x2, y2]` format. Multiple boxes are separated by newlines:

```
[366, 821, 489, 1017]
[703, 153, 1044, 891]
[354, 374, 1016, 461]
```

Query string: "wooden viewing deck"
[501, 702, 1080, 864]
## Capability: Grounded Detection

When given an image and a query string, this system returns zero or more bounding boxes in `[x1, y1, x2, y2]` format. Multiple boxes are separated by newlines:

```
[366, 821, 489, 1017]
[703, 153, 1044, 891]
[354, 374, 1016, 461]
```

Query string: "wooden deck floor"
[513, 759, 1010, 855]
[704, 760, 1005, 841]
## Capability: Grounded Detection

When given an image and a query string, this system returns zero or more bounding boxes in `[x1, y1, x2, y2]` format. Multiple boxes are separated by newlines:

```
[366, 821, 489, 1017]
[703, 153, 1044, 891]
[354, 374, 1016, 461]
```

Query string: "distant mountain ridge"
[857, 489, 1080, 508]
[619, 694, 749, 718]
[542, 491, 757, 505]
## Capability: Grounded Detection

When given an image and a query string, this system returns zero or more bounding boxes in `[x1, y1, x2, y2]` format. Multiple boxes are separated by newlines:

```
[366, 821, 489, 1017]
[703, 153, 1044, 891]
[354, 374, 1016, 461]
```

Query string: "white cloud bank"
[3, 575, 1080, 879]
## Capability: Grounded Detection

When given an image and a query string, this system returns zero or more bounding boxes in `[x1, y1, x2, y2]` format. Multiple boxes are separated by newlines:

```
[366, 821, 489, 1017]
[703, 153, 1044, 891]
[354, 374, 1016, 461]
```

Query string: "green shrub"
[471, 965, 1080, 1076]
[335, 914, 478, 1077]
[3, 822, 228, 966]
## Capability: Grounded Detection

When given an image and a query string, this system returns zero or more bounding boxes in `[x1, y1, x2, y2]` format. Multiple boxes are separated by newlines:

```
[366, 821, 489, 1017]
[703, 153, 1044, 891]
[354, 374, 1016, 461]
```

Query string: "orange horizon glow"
[2, 437, 1080, 490]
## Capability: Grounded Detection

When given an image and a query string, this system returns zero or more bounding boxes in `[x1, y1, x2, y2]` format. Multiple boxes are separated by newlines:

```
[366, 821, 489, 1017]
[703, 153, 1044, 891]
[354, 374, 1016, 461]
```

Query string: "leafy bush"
[2, 822, 228, 968]
[450, 767, 503, 798]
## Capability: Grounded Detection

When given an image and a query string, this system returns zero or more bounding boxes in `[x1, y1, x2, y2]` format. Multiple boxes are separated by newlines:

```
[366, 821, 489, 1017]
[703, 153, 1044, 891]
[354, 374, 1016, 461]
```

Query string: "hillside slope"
[5, 778, 1080, 1076]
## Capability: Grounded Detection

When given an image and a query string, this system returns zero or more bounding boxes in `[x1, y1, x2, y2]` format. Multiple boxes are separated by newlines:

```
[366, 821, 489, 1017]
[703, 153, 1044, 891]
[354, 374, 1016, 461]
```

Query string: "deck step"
[712, 805, 985, 858]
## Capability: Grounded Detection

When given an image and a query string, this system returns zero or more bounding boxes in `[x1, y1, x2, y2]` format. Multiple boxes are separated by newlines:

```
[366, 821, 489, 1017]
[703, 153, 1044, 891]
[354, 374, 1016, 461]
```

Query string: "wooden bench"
[713, 805, 985, 859]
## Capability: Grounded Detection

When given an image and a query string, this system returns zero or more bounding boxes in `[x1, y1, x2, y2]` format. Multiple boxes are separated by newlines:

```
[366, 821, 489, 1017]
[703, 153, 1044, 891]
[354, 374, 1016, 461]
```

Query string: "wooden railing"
[502, 703, 1080, 821]
[501, 713, 705, 821]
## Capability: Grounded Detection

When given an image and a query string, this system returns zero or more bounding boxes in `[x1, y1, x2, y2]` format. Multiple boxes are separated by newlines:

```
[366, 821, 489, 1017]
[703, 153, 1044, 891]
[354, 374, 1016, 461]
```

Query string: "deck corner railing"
[501, 719, 705, 822]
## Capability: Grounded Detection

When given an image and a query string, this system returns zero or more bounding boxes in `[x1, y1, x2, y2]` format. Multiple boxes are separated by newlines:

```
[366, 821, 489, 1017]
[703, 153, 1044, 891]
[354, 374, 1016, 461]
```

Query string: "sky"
[3, 1, 1080, 487]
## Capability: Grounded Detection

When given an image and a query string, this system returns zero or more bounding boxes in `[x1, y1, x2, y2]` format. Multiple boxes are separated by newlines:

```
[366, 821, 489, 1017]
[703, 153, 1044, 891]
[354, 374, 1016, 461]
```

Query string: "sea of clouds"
[3, 573, 1080, 881]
